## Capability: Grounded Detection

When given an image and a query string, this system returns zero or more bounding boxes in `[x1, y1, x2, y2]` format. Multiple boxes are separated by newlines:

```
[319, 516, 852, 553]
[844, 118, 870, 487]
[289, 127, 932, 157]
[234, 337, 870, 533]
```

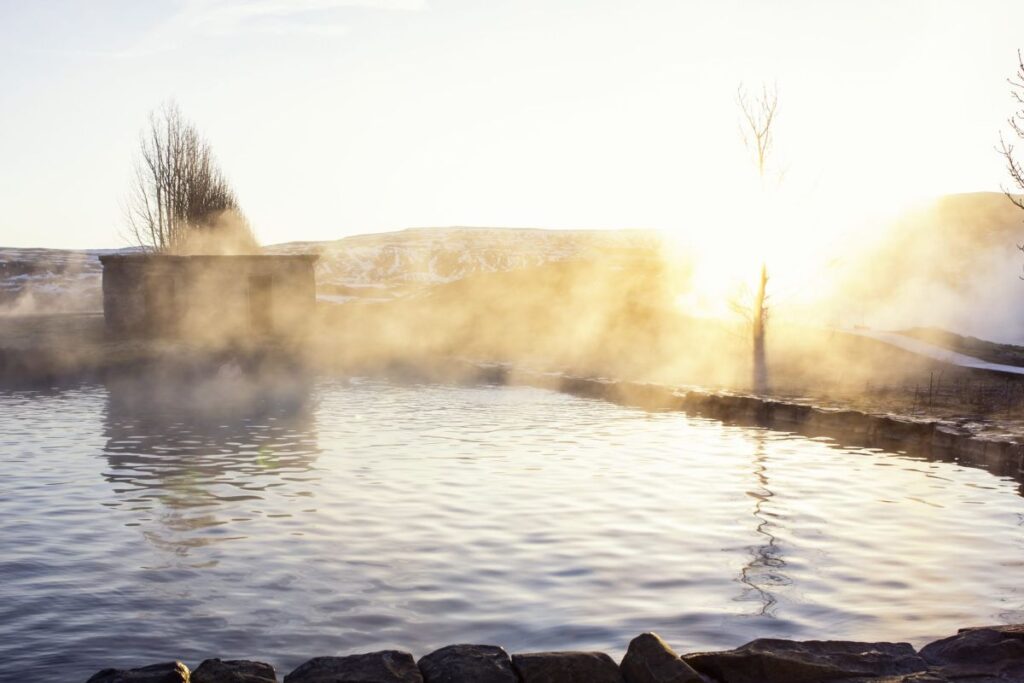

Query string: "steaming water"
[2, 378, 1024, 682]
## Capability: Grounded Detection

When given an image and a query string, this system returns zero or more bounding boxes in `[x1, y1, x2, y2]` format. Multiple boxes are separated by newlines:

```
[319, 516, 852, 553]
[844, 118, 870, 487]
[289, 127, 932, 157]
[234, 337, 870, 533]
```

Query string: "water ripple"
[0, 379, 1022, 682]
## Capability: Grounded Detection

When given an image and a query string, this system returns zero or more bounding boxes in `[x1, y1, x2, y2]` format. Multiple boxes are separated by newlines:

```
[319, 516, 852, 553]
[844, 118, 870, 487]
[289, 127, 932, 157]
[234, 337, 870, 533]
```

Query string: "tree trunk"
[752, 261, 768, 394]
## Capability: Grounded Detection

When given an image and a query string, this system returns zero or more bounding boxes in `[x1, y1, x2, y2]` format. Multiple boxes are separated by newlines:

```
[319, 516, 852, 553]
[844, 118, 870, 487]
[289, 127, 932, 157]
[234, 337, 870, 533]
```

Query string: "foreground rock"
[86, 662, 191, 683]
[417, 644, 517, 683]
[283, 651, 423, 683]
[849, 674, 952, 682]
[919, 624, 1024, 681]
[682, 639, 927, 683]
[81, 624, 1024, 683]
[512, 651, 624, 683]
[192, 658, 277, 682]
[620, 633, 703, 683]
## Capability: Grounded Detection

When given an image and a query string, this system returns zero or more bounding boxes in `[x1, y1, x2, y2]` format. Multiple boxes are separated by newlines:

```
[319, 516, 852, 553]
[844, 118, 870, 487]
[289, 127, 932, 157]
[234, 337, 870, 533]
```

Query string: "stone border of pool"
[476, 365, 1024, 485]
[85, 624, 1024, 682]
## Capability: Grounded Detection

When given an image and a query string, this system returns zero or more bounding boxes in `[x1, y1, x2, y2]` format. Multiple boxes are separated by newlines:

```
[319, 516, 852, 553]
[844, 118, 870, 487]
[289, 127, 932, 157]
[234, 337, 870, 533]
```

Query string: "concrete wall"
[100, 255, 318, 341]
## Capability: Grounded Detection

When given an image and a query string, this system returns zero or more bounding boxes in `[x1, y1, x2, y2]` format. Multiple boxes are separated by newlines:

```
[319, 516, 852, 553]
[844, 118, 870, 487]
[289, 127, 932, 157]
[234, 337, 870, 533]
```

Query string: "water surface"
[2, 377, 1023, 682]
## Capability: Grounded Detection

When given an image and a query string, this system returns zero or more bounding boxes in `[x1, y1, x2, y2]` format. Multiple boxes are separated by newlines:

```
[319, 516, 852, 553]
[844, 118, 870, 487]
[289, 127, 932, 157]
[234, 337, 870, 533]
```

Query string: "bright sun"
[664, 179, 911, 324]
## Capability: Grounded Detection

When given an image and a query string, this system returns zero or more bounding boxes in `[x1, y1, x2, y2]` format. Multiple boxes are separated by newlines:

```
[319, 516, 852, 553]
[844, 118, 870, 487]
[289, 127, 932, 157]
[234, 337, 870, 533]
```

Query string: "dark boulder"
[620, 633, 703, 683]
[512, 651, 624, 683]
[682, 639, 927, 683]
[842, 674, 953, 683]
[418, 644, 517, 683]
[919, 624, 1024, 681]
[283, 651, 422, 683]
[192, 658, 277, 682]
[86, 661, 191, 683]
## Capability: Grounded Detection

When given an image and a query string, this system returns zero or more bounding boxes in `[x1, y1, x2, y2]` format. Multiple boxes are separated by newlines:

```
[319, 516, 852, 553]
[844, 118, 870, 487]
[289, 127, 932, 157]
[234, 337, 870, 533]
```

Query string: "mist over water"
[2, 378, 1023, 682]
[5, 191, 1024, 352]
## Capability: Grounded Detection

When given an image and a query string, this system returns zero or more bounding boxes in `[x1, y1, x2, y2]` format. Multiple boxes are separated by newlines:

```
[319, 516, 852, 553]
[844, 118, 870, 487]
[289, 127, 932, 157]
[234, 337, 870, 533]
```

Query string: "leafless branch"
[737, 82, 778, 183]
[1000, 51, 1024, 213]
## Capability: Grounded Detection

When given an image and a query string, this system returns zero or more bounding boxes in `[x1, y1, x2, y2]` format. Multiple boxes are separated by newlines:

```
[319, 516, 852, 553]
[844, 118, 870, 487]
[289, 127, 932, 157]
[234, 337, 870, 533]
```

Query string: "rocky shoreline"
[85, 625, 1024, 682]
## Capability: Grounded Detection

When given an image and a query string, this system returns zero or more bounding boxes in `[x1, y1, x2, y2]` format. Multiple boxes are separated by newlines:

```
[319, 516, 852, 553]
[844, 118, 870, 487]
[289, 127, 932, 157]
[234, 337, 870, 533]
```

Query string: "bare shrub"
[126, 102, 257, 254]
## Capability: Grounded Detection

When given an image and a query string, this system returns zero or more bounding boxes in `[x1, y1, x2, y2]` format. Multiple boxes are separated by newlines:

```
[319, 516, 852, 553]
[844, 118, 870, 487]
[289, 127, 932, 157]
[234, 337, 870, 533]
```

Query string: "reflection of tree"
[101, 367, 320, 557]
[736, 432, 790, 616]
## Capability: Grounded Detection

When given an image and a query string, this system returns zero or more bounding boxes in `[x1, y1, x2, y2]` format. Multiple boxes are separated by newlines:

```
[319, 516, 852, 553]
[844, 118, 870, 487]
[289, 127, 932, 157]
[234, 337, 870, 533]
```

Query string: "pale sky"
[2, 0, 1023, 248]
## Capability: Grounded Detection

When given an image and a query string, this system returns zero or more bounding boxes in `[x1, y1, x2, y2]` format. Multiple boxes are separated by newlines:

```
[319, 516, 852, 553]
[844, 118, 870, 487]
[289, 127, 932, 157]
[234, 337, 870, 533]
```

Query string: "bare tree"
[995, 49, 1024, 282]
[1000, 51, 1024, 211]
[737, 82, 778, 394]
[127, 102, 256, 254]
[738, 83, 778, 186]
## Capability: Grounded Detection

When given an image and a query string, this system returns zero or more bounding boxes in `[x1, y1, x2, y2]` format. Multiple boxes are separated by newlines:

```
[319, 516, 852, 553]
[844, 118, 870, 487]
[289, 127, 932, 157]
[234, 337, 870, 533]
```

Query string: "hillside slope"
[4, 192, 1024, 343]
[0, 228, 661, 314]
[830, 192, 1024, 341]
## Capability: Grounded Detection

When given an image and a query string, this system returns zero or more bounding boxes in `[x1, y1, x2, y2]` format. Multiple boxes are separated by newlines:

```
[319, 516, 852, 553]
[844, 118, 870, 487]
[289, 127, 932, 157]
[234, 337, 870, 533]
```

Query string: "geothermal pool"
[2, 378, 1023, 682]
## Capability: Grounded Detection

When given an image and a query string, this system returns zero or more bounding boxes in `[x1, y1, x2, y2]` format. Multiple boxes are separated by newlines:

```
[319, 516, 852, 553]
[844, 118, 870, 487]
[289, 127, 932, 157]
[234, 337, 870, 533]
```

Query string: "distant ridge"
[0, 226, 659, 314]
[4, 194, 1024, 343]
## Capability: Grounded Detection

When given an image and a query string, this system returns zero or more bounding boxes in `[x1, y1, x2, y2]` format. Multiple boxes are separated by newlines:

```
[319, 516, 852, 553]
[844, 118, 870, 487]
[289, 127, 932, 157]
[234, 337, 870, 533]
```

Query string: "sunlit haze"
[3, 0, 1023, 250]
[10, 5, 1024, 680]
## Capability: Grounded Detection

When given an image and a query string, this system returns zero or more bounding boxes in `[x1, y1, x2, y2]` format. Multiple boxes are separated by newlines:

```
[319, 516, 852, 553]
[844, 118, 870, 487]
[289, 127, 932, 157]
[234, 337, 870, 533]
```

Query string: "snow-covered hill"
[0, 228, 661, 313]
[270, 227, 661, 302]
[7, 193, 1024, 344]
[0, 247, 113, 315]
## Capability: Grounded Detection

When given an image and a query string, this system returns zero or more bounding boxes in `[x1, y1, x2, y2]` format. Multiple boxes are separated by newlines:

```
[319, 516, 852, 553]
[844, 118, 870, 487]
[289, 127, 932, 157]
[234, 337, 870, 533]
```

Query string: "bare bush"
[126, 102, 257, 254]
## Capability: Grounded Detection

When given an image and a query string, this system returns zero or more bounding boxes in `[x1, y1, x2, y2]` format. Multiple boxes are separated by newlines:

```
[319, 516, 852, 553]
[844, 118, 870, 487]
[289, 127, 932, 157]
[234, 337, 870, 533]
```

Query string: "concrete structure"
[99, 254, 318, 340]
